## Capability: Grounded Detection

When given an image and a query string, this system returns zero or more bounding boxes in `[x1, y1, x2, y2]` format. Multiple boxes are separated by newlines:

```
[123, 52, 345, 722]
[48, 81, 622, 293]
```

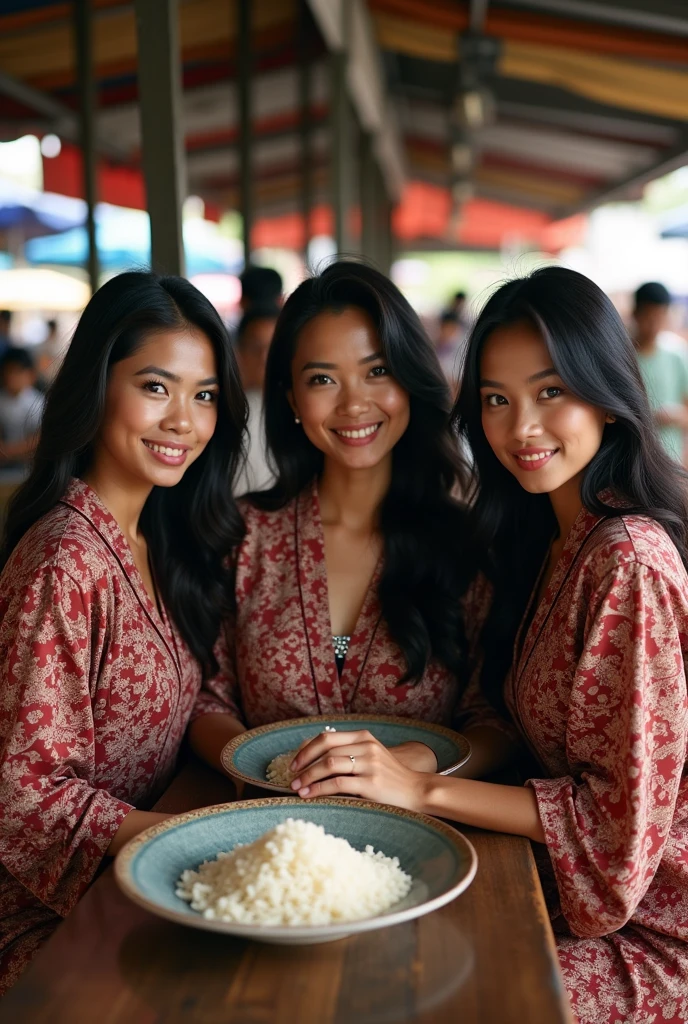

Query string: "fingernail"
[290, 760, 298, 771]
[298, 787, 310, 797]
[290, 778, 301, 790]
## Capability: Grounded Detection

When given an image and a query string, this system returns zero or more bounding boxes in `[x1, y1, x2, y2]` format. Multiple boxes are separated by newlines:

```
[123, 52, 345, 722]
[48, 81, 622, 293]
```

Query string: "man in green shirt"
[633, 282, 688, 464]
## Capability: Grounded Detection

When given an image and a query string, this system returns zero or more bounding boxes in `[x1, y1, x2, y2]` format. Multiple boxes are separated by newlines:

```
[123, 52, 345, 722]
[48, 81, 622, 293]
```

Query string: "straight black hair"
[453, 265, 688, 713]
[252, 259, 475, 682]
[1, 270, 248, 677]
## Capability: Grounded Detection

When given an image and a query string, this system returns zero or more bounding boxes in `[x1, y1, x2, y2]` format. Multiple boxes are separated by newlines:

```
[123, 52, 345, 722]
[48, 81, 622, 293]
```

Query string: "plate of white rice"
[115, 798, 477, 945]
[221, 715, 471, 794]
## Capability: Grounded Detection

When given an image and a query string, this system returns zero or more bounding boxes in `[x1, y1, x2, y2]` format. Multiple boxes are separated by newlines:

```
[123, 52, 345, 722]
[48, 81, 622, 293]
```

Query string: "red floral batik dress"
[0, 479, 205, 993]
[464, 508, 688, 1024]
[192, 481, 461, 728]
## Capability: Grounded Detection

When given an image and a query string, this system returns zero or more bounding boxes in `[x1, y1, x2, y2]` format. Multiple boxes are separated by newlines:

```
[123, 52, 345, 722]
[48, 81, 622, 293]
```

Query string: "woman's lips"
[330, 423, 382, 447]
[511, 447, 559, 472]
[142, 439, 190, 466]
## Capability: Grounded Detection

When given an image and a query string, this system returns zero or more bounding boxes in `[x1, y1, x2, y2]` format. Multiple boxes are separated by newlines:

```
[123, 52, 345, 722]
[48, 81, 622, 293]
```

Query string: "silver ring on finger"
[349, 754, 356, 772]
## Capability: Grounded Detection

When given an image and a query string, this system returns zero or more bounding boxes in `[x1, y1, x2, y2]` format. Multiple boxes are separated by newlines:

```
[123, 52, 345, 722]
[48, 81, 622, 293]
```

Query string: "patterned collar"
[59, 478, 182, 675]
[514, 497, 615, 683]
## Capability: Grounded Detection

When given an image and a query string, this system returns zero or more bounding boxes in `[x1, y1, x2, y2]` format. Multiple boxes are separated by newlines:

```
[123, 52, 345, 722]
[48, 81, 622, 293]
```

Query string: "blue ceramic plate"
[115, 798, 477, 945]
[220, 714, 471, 794]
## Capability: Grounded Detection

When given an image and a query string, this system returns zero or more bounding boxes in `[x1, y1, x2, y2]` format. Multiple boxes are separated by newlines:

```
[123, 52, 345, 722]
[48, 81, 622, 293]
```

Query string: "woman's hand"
[387, 741, 438, 773]
[288, 730, 430, 812]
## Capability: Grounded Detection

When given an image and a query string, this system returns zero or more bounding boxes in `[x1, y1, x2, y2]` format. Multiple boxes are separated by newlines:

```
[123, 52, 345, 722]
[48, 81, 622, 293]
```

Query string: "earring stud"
[294, 417, 301, 424]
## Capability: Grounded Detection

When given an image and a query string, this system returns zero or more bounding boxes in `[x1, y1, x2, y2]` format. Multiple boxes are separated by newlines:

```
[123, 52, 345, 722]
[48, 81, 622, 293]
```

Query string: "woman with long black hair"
[288, 267, 688, 1024]
[0, 271, 246, 992]
[190, 260, 475, 770]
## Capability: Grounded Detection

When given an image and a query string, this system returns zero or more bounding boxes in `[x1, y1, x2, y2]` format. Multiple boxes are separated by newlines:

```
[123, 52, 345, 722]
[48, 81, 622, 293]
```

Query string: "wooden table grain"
[0, 760, 573, 1024]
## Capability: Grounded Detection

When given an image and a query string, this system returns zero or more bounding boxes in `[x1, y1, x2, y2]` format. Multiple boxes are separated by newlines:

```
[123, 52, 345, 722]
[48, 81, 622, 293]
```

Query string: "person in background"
[233, 304, 279, 494]
[435, 310, 463, 388]
[0, 270, 246, 993]
[633, 282, 688, 463]
[0, 348, 45, 480]
[449, 290, 468, 326]
[36, 318, 64, 389]
[0, 312, 12, 360]
[239, 265, 283, 313]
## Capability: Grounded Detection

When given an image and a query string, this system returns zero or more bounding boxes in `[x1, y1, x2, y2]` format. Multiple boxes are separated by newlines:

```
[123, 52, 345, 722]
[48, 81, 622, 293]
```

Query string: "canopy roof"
[0, 0, 686, 250]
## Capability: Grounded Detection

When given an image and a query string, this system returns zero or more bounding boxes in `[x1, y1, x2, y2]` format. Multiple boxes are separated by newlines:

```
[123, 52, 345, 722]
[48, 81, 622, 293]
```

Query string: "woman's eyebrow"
[135, 365, 179, 382]
[480, 368, 558, 388]
[527, 368, 558, 383]
[134, 366, 218, 386]
[301, 352, 383, 372]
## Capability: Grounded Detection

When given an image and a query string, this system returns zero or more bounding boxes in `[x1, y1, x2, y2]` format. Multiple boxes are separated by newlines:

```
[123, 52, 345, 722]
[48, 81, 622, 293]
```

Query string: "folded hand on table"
[288, 729, 431, 812]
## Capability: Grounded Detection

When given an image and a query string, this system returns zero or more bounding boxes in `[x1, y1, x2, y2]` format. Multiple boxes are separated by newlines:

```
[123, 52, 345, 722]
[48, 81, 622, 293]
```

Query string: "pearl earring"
[294, 417, 301, 424]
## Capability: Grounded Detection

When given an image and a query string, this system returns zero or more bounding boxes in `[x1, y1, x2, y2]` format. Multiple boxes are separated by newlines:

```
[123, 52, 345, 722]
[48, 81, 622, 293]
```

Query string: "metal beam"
[134, 0, 186, 276]
[360, 130, 377, 264]
[495, 0, 688, 37]
[560, 136, 688, 217]
[497, 101, 679, 146]
[469, 0, 490, 33]
[309, 0, 405, 203]
[238, 0, 253, 264]
[298, 0, 313, 263]
[396, 73, 685, 133]
[74, 0, 99, 292]
[330, 47, 350, 253]
[0, 70, 128, 161]
[376, 163, 393, 275]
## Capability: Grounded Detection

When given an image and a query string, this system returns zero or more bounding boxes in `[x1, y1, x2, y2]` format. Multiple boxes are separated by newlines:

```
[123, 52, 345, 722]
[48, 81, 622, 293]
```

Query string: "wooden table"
[0, 761, 573, 1024]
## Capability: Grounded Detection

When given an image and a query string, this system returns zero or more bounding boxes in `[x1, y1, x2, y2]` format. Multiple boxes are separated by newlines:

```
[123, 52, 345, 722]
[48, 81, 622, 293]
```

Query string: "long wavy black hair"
[1, 270, 247, 677]
[453, 265, 688, 713]
[252, 259, 474, 682]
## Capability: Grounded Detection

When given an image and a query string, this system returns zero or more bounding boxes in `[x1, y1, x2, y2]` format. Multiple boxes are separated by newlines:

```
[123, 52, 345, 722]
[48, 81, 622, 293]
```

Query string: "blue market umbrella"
[0, 181, 86, 239]
[26, 205, 242, 275]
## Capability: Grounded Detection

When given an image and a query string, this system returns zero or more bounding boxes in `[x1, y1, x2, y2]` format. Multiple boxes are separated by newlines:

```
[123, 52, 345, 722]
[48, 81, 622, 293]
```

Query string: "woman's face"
[288, 307, 410, 472]
[95, 328, 220, 490]
[479, 320, 609, 497]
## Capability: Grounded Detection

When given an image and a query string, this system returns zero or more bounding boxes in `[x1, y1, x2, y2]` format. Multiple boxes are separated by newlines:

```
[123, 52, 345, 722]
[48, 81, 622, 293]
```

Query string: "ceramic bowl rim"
[114, 796, 478, 939]
[220, 714, 471, 794]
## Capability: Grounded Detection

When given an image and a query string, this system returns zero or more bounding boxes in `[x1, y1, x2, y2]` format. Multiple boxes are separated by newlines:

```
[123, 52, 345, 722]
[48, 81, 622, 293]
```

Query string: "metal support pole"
[360, 131, 377, 265]
[376, 163, 393, 276]
[330, 48, 349, 254]
[134, 0, 186, 276]
[298, 0, 313, 265]
[238, 0, 253, 265]
[74, 0, 99, 292]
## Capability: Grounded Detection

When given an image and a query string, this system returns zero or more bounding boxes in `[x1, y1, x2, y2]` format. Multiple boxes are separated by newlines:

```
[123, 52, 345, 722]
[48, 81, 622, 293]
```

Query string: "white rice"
[176, 818, 413, 926]
[265, 749, 300, 787]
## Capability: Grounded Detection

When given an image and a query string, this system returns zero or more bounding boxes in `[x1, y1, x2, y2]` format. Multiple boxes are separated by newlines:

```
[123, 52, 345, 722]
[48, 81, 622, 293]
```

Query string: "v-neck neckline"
[513, 501, 606, 682]
[60, 479, 182, 676]
[295, 481, 383, 713]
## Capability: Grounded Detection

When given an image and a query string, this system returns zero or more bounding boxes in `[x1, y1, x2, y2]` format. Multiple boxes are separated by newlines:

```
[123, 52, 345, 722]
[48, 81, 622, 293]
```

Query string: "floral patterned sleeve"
[190, 609, 244, 724]
[528, 561, 688, 938]
[454, 573, 519, 739]
[0, 566, 133, 917]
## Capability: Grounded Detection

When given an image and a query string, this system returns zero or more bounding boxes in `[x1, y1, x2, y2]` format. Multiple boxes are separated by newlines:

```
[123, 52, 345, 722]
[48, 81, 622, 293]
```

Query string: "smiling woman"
[0, 271, 247, 994]
[189, 260, 478, 773]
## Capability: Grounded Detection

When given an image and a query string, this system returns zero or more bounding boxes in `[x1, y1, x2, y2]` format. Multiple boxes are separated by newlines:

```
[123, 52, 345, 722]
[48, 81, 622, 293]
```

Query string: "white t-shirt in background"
[0, 387, 44, 445]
